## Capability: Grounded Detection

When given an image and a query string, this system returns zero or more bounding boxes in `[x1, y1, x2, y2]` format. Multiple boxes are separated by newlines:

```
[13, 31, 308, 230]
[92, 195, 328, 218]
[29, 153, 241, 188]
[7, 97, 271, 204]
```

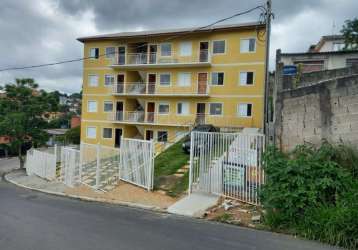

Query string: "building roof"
[77, 22, 265, 42]
[44, 129, 68, 135]
[310, 35, 344, 52]
[280, 50, 358, 57]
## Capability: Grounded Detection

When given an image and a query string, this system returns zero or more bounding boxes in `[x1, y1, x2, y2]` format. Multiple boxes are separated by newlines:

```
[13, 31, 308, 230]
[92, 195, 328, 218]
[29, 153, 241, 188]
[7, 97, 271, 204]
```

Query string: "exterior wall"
[274, 65, 358, 151]
[80, 27, 266, 147]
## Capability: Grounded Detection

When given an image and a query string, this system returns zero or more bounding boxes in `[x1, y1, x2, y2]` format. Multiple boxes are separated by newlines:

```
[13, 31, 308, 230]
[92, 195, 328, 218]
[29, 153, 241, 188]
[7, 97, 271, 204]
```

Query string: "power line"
[0, 5, 266, 72]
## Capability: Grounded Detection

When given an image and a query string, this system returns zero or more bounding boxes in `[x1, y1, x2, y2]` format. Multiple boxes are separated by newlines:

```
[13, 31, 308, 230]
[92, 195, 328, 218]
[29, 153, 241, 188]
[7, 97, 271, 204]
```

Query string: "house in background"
[77, 22, 267, 148]
[277, 35, 358, 74]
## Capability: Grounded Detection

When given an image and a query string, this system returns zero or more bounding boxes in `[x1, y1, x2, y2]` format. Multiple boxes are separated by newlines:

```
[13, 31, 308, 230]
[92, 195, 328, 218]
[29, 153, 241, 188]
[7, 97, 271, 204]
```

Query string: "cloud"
[0, 0, 357, 93]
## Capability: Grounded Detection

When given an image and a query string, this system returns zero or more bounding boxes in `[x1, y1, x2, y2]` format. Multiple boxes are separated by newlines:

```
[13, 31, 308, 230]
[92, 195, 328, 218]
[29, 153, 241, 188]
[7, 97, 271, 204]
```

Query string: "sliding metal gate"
[189, 131, 265, 205]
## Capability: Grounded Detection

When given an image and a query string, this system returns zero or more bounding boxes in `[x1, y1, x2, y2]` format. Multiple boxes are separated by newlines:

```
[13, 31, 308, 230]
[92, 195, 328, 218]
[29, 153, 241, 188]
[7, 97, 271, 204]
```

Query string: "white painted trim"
[86, 126, 97, 139]
[211, 39, 227, 55]
[238, 70, 256, 86]
[103, 100, 114, 113]
[210, 72, 225, 86]
[87, 100, 98, 113]
[237, 103, 253, 118]
[158, 72, 172, 87]
[159, 42, 173, 57]
[157, 102, 170, 115]
[240, 37, 257, 53]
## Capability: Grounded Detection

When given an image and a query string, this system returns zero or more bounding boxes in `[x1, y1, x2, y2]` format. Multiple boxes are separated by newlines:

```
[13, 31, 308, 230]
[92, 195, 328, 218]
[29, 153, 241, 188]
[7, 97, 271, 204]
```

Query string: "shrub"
[261, 142, 358, 249]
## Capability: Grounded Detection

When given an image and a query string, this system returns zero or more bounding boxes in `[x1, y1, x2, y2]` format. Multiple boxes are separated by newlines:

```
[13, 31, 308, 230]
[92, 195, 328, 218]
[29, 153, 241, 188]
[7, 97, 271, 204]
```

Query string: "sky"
[0, 0, 357, 94]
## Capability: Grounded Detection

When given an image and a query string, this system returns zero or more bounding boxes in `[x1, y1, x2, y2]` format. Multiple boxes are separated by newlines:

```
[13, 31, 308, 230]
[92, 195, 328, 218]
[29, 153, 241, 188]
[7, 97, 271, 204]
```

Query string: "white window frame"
[211, 72, 225, 86]
[88, 74, 99, 87]
[104, 74, 115, 86]
[89, 48, 99, 59]
[212, 40, 226, 55]
[102, 128, 113, 139]
[177, 72, 191, 87]
[105, 47, 115, 58]
[86, 126, 97, 139]
[157, 131, 168, 142]
[177, 102, 190, 115]
[103, 101, 113, 113]
[240, 38, 256, 53]
[87, 100, 97, 113]
[239, 71, 255, 86]
[159, 73, 171, 86]
[209, 103, 223, 116]
[160, 43, 172, 57]
[238, 103, 253, 117]
[179, 41, 192, 56]
[158, 102, 170, 115]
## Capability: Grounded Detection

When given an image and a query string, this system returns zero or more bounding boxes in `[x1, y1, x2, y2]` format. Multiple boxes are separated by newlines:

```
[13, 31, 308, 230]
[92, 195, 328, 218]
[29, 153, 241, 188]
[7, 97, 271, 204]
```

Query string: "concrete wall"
[274, 65, 358, 151]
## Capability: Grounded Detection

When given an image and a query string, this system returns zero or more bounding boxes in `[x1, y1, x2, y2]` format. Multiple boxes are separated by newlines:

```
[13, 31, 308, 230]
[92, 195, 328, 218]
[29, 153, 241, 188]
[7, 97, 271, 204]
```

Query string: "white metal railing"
[111, 50, 211, 66]
[111, 83, 209, 96]
[189, 131, 265, 205]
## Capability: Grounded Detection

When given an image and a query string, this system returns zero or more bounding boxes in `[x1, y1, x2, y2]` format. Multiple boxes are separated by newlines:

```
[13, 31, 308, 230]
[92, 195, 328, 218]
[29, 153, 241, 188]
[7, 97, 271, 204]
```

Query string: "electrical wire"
[0, 5, 267, 72]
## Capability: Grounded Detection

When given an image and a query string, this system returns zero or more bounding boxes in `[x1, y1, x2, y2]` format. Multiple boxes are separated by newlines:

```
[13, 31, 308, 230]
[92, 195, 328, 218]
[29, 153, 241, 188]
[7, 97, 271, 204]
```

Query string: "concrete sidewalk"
[5, 170, 176, 212]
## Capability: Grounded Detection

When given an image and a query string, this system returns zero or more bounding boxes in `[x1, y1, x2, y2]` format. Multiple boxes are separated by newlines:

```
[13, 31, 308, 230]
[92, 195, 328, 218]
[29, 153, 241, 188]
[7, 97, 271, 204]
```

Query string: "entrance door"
[116, 101, 123, 121]
[199, 42, 209, 62]
[147, 102, 155, 123]
[118, 46, 126, 65]
[148, 74, 156, 94]
[196, 103, 206, 124]
[145, 130, 154, 140]
[197, 73, 208, 94]
[115, 128, 122, 148]
[149, 45, 157, 64]
[117, 74, 124, 94]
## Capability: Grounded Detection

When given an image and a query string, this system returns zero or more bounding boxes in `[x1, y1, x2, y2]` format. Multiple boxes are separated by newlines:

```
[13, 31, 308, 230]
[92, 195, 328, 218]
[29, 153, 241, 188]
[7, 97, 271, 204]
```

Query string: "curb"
[4, 172, 166, 213]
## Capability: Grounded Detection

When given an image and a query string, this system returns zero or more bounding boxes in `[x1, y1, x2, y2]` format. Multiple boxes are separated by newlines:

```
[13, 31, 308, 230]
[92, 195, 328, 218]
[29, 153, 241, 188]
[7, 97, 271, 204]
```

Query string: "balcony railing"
[111, 83, 209, 96]
[111, 50, 211, 67]
[107, 112, 254, 128]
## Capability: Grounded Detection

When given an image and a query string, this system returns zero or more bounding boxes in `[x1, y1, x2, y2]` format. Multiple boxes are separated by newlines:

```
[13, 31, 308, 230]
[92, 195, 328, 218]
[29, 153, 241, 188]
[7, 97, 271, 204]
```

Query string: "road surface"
[0, 177, 338, 250]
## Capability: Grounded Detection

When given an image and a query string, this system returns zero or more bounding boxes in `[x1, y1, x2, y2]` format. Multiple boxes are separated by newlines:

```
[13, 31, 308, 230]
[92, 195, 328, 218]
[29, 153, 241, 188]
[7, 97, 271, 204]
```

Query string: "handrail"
[111, 83, 209, 95]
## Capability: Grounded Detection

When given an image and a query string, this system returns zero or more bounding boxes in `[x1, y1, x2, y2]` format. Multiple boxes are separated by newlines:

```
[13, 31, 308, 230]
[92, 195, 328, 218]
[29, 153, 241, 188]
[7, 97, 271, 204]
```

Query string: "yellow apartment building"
[77, 22, 266, 148]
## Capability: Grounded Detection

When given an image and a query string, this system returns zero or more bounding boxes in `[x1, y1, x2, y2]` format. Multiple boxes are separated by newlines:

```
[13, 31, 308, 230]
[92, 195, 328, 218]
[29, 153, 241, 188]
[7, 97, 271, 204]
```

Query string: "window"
[102, 128, 113, 139]
[211, 72, 224, 85]
[179, 42, 192, 56]
[159, 73, 171, 86]
[333, 42, 344, 51]
[86, 127, 97, 139]
[104, 75, 114, 86]
[240, 38, 256, 52]
[238, 103, 252, 117]
[160, 43, 172, 56]
[87, 100, 97, 112]
[157, 131, 168, 142]
[158, 103, 169, 114]
[178, 73, 191, 86]
[213, 40, 226, 54]
[177, 102, 189, 115]
[209, 103, 223, 115]
[89, 48, 99, 59]
[239, 72, 254, 85]
[103, 101, 113, 112]
[105, 47, 115, 58]
[88, 74, 98, 87]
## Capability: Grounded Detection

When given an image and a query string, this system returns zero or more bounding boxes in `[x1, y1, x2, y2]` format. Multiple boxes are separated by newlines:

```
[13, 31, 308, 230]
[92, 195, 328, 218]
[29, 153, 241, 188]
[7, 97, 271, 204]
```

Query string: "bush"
[261, 142, 358, 249]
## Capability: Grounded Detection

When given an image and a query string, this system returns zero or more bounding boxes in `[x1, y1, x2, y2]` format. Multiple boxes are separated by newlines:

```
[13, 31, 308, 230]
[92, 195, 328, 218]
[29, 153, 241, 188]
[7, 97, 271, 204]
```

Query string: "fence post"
[79, 143, 83, 182]
[188, 131, 194, 195]
[95, 143, 101, 189]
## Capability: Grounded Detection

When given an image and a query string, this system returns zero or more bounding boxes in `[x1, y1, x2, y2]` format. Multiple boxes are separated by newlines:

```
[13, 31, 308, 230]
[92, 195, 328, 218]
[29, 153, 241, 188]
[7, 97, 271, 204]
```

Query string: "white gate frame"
[189, 131, 265, 205]
[26, 145, 58, 180]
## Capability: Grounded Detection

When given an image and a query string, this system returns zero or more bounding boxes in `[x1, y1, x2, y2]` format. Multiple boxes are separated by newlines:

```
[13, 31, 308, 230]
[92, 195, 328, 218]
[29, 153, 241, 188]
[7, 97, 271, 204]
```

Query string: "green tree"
[64, 126, 81, 145]
[341, 18, 358, 50]
[0, 79, 50, 168]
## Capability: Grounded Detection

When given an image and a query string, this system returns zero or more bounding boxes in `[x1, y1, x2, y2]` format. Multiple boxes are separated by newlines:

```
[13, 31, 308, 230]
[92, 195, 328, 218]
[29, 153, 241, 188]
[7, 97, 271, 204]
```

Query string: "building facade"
[78, 22, 266, 148]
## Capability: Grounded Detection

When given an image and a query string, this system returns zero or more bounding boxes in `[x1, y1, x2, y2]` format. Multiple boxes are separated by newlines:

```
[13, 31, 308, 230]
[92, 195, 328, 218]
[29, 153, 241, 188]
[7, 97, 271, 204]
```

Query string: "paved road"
[0, 157, 19, 175]
[0, 180, 338, 250]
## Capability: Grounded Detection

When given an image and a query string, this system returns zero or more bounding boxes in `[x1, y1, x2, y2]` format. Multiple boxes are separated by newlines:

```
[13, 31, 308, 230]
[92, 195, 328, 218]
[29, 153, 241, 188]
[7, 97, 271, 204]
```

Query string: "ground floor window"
[209, 103, 223, 115]
[157, 131, 168, 142]
[102, 128, 113, 139]
[238, 103, 252, 117]
[86, 127, 97, 139]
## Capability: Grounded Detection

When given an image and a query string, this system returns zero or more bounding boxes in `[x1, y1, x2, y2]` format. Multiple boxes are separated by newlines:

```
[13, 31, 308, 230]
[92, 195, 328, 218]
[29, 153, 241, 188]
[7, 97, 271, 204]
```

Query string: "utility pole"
[263, 0, 272, 143]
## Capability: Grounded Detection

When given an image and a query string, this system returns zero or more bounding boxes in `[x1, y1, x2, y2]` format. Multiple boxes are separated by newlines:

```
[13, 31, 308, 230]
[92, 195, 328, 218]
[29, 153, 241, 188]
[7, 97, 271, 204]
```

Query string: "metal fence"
[120, 138, 155, 191]
[189, 131, 265, 205]
[25, 145, 59, 180]
[61, 147, 81, 187]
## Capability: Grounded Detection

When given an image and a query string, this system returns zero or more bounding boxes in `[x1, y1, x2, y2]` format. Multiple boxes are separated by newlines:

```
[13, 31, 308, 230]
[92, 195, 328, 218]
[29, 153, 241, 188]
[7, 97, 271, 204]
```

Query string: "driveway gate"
[189, 131, 265, 205]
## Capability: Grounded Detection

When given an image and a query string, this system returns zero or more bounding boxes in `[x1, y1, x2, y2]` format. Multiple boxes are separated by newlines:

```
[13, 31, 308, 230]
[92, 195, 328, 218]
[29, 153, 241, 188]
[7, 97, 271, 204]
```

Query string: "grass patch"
[166, 171, 189, 197]
[154, 139, 189, 177]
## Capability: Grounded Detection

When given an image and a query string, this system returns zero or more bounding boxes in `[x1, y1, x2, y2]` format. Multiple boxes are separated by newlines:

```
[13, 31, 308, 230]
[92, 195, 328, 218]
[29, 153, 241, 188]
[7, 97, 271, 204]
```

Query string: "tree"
[341, 18, 358, 50]
[64, 126, 81, 145]
[0, 79, 50, 168]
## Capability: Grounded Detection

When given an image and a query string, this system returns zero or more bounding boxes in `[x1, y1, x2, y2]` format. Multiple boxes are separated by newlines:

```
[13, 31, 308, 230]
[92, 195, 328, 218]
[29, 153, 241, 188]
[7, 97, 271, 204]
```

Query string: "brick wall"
[274, 66, 358, 151]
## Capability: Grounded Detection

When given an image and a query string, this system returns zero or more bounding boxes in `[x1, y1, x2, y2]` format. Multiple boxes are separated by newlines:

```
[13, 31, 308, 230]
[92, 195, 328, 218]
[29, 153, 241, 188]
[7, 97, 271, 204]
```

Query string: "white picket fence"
[61, 147, 81, 187]
[25, 146, 59, 181]
[189, 131, 265, 205]
[120, 138, 155, 191]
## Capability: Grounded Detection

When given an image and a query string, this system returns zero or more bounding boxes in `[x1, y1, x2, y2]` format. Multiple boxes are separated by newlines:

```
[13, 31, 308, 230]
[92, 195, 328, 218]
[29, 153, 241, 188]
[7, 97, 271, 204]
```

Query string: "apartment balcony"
[110, 50, 211, 69]
[110, 83, 209, 97]
[107, 112, 253, 128]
